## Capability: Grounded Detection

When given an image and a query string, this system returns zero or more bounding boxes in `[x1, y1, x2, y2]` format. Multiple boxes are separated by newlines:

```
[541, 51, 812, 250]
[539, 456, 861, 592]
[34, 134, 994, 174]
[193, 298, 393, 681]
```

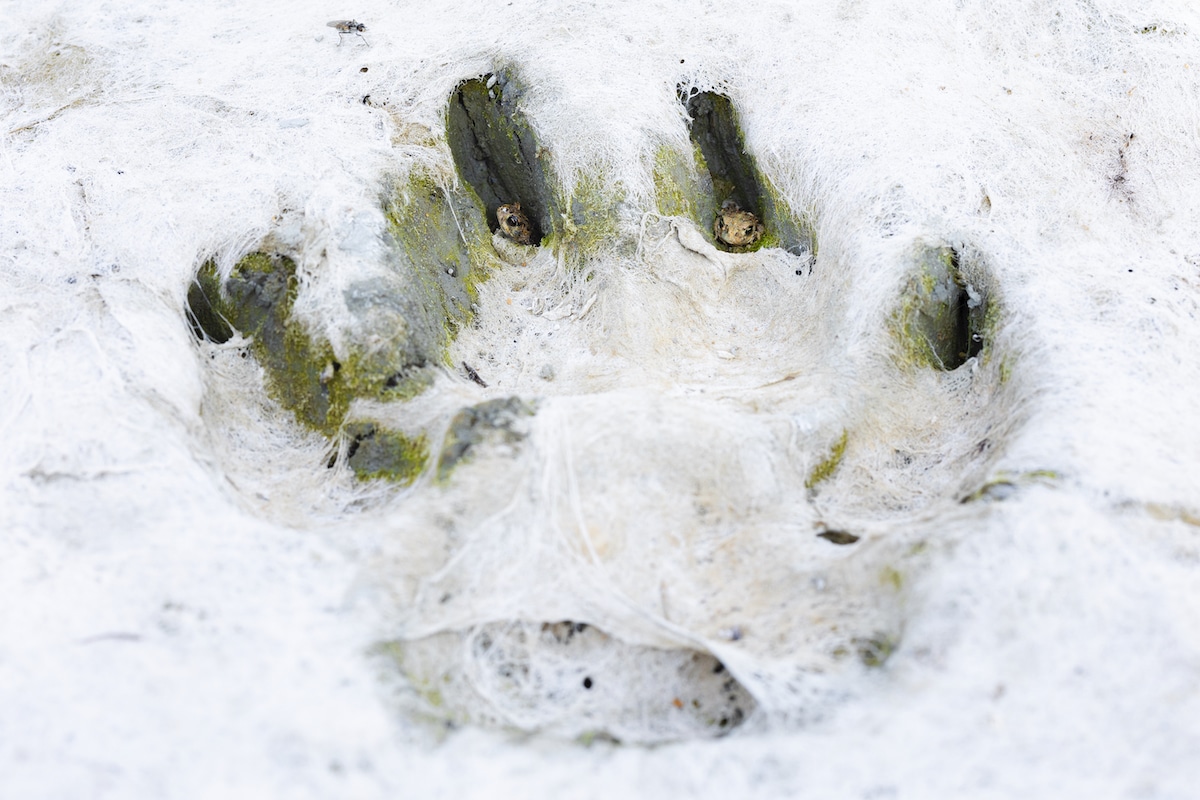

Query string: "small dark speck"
[712, 661, 725, 674]
[463, 362, 487, 387]
[818, 530, 860, 545]
[1128, 269, 1134, 272]
[116, 170, 124, 175]
[680, 59, 685, 63]
[582, 676, 593, 689]
[362, 94, 371, 104]
[360, 66, 368, 73]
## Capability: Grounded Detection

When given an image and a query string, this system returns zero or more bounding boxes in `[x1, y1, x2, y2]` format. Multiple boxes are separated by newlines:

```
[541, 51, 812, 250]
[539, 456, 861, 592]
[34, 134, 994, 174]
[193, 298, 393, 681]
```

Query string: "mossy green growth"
[188, 252, 441, 438]
[998, 356, 1013, 384]
[343, 421, 428, 484]
[879, 566, 903, 591]
[653, 143, 716, 231]
[370, 640, 458, 722]
[962, 469, 1060, 502]
[384, 169, 497, 356]
[854, 633, 897, 668]
[892, 244, 990, 371]
[191, 254, 340, 432]
[806, 429, 848, 490]
[577, 730, 622, 747]
[979, 288, 1004, 368]
[542, 169, 627, 263]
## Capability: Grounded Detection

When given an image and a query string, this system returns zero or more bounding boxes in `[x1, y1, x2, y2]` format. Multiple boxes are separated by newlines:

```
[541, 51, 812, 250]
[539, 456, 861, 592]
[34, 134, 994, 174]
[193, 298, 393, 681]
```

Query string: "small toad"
[497, 202, 534, 245]
[713, 200, 764, 247]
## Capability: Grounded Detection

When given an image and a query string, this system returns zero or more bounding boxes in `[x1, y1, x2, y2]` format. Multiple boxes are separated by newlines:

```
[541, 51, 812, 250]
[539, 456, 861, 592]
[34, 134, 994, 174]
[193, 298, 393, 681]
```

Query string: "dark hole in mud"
[908, 245, 987, 371]
[446, 72, 553, 245]
[679, 88, 813, 254]
[185, 277, 233, 343]
[346, 428, 368, 461]
[946, 249, 984, 369]
[681, 89, 763, 218]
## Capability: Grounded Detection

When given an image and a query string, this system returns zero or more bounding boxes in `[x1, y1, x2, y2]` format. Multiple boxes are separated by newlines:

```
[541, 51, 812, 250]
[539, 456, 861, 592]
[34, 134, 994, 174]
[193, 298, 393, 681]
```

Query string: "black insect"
[327, 19, 369, 46]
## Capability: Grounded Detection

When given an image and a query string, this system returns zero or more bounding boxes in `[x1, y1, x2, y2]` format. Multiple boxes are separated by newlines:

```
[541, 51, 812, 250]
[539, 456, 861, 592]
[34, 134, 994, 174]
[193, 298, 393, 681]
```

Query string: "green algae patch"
[854, 633, 897, 668]
[545, 170, 628, 263]
[962, 469, 1060, 503]
[577, 730, 622, 747]
[370, 640, 465, 731]
[186, 177, 509, 470]
[879, 566, 904, 592]
[190, 254, 339, 431]
[384, 169, 498, 351]
[343, 421, 428, 484]
[892, 244, 990, 371]
[681, 89, 814, 255]
[436, 396, 536, 482]
[187, 251, 445, 436]
[806, 429, 848, 490]
[653, 143, 716, 233]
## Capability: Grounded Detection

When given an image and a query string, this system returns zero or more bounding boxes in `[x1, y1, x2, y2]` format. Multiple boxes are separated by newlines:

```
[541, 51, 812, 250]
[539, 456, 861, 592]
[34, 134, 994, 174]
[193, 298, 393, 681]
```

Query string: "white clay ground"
[3, 0, 1200, 797]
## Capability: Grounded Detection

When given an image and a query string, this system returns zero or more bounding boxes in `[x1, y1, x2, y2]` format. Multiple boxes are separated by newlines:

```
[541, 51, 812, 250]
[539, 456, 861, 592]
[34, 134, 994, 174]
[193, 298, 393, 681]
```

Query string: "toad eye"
[507, 215, 519, 226]
[744, 226, 754, 235]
